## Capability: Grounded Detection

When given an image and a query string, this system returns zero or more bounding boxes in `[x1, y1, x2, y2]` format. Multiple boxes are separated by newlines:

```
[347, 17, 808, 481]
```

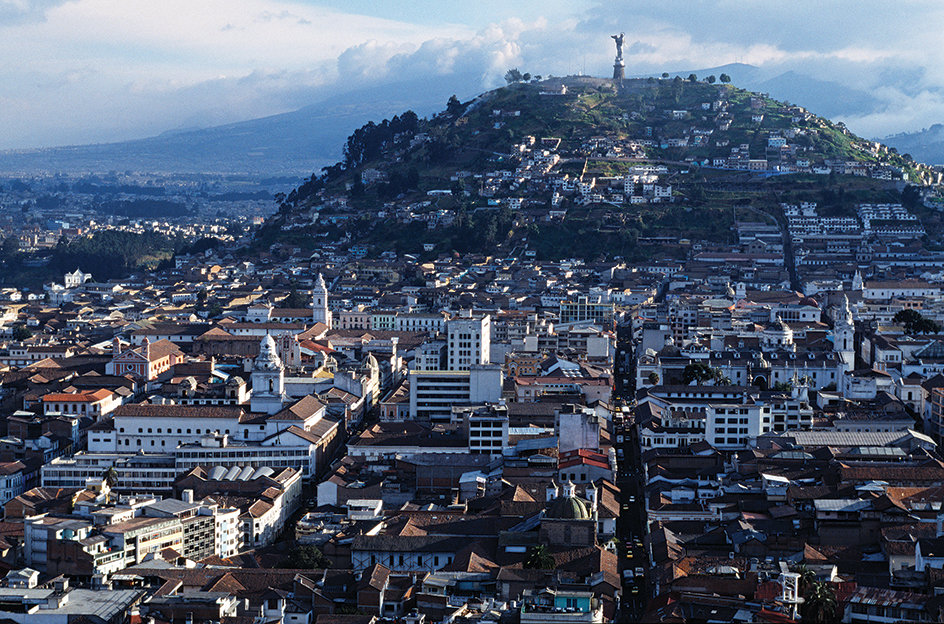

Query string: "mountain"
[251, 76, 927, 264]
[0, 73, 487, 176]
[0, 66, 924, 177]
[638, 64, 881, 121]
[881, 124, 944, 166]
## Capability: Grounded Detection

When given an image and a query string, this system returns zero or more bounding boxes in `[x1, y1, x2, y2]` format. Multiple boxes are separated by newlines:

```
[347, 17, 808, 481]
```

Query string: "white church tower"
[251, 335, 286, 414]
[832, 294, 856, 372]
[313, 273, 332, 328]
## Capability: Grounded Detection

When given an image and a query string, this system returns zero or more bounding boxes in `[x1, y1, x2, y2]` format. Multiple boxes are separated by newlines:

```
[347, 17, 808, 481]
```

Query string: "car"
[623, 569, 633, 579]
[635, 539, 644, 548]
[628, 495, 635, 503]
[625, 550, 633, 559]
[617, 435, 624, 444]
[631, 585, 640, 594]
[635, 567, 645, 577]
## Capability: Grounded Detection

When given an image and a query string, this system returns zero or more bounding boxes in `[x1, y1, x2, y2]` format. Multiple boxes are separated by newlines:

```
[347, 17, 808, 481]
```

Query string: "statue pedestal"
[613, 59, 625, 81]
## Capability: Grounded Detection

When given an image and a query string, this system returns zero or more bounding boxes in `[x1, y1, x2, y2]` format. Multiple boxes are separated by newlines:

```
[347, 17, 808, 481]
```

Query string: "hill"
[880, 124, 944, 167]
[256, 76, 932, 263]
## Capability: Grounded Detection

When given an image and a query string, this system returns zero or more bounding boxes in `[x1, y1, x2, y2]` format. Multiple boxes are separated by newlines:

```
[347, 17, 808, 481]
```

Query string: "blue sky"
[1, 0, 943, 149]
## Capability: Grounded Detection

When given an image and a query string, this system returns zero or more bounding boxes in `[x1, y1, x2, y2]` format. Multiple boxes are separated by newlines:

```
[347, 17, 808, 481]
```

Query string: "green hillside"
[259, 76, 932, 262]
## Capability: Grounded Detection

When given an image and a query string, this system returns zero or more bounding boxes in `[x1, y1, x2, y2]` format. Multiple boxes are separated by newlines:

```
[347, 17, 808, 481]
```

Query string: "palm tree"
[796, 564, 816, 595]
[101, 465, 118, 502]
[524, 545, 555, 570]
[803, 581, 837, 623]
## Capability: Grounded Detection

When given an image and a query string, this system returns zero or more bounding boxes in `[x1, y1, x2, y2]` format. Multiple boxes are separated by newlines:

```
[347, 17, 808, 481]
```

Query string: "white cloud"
[2, 0, 944, 148]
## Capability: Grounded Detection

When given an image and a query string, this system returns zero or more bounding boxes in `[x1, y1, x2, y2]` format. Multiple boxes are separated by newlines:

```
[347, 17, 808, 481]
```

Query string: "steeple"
[831, 295, 855, 372]
[251, 335, 285, 414]
[312, 273, 332, 328]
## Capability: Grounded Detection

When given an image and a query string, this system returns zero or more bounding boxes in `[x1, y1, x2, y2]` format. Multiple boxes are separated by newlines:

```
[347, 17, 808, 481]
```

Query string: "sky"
[2, 0, 944, 149]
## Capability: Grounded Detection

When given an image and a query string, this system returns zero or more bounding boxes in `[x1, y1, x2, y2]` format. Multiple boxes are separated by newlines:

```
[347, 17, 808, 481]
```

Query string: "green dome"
[546, 494, 590, 520]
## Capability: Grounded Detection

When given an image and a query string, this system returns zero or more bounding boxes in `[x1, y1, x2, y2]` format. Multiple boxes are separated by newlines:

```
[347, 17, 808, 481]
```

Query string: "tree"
[894, 309, 942, 334]
[647, 372, 660, 385]
[902, 184, 922, 209]
[12, 326, 32, 341]
[1, 236, 19, 259]
[706, 75, 716, 84]
[524, 544, 555, 570]
[688, 74, 697, 83]
[661, 72, 670, 79]
[681, 362, 726, 385]
[803, 581, 838, 623]
[523, 72, 532, 82]
[101, 464, 119, 503]
[280, 287, 308, 309]
[719, 73, 731, 83]
[276, 544, 332, 569]
[446, 94, 464, 117]
[504, 68, 525, 84]
[772, 381, 793, 392]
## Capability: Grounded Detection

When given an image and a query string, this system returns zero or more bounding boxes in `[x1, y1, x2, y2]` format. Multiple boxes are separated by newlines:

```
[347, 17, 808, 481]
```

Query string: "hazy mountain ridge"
[880, 124, 944, 166]
[0, 66, 936, 176]
[0, 73, 486, 176]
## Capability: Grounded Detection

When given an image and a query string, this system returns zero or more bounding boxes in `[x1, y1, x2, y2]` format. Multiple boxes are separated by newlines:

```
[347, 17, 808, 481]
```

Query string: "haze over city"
[3, 0, 944, 150]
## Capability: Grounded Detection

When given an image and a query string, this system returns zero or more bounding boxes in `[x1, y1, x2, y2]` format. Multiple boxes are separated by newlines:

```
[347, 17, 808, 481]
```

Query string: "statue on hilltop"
[611, 32, 624, 61]
[611, 32, 625, 80]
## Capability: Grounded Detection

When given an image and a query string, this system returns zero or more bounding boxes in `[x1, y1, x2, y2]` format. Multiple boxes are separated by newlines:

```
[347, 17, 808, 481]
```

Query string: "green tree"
[504, 68, 525, 84]
[661, 72, 670, 79]
[102, 464, 119, 503]
[772, 381, 793, 392]
[12, 326, 32, 341]
[688, 73, 697, 83]
[647, 371, 660, 385]
[1, 236, 19, 259]
[706, 75, 716, 84]
[446, 94, 464, 117]
[524, 544, 555, 570]
[681, 362, 726, 385]
[894, 309, 942, 334]
[276, 544, 332, 569]
[802, 582, 838, 623]
[719, 73, 731, 83]
[280, 287, 308, 309]
[901, 184, 922, 209]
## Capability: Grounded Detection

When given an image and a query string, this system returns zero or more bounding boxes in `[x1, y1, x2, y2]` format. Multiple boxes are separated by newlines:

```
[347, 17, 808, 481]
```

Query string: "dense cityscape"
[3, 71, 944, 624]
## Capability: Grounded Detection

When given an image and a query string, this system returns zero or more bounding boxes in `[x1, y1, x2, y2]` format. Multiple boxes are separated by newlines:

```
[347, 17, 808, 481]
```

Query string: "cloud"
[2, 0, 944, 149]
[0, 0, 70, 25]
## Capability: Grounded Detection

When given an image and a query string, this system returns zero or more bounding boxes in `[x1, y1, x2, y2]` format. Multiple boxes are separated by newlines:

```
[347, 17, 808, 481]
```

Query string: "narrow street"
[613, 322, 648, 619]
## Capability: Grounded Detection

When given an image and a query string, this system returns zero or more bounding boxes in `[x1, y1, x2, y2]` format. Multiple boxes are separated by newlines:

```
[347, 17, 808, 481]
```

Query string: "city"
[2, 49, 944, 624]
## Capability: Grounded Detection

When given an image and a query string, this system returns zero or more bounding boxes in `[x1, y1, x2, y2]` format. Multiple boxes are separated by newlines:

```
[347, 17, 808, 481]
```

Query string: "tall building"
[313, 273, 333, 328]
[447, 312, 490, 371]
[409, 312, 501, 422]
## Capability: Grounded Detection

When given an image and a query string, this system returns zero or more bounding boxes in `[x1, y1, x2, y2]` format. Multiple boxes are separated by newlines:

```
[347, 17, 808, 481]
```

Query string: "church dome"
[657, 336, 681, 358]
[752, 351, 771, 369]
[545, 482, 591, 520]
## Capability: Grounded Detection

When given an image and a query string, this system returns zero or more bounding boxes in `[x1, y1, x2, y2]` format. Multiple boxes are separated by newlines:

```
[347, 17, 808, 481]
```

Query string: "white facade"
[409, 366, 503, 422]
[447, 313, 491, 371]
